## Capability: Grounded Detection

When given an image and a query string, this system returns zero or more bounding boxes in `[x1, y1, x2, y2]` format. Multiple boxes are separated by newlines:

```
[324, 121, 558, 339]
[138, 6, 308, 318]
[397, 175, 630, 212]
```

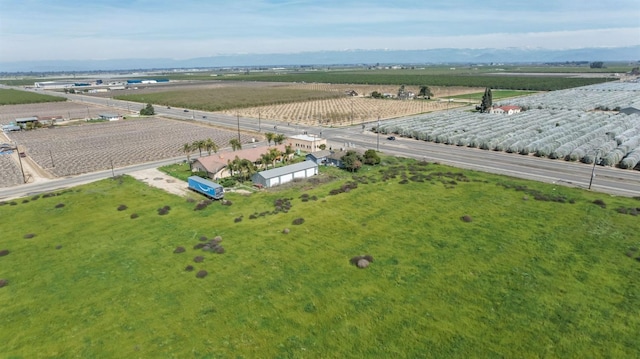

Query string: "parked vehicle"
[187, 176, 224, 200]
[387, 136, 396, 140]
[183, 109, 189, 112]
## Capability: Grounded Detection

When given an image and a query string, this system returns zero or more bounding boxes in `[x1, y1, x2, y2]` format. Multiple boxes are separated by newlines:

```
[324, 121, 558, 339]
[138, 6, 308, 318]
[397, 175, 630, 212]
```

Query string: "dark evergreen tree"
[480, 88, 493, 113]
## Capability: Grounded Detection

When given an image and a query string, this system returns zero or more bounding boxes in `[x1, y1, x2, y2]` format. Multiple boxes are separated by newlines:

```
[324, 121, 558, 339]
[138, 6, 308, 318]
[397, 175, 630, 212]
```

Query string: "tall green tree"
[182, 143, 194, 168]
[229, 138, 242, 151]
[140, 103, 155, 116]
[397, 85, 406, 99]
[418, 86, 433, 99]
[204, 138, 218, 156]
[268, 147, 282, 168]
[265, 132, 275, 146]
[341, 150, 363, 172]
[192, 140, 205, 156]
[363, 149, 381, 165]
[273, 134, 286, 145]
[480, 87, 493, 113]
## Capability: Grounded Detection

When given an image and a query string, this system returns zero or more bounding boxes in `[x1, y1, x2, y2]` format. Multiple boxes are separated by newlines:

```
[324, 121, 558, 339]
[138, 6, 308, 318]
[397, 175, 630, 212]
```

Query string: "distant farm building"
[15, 117, 39, 128]
[34, 81, 75, 89]
[252, 160, 318, 188]
[286, 134, 326, 152]
[490, 106, 522, 115]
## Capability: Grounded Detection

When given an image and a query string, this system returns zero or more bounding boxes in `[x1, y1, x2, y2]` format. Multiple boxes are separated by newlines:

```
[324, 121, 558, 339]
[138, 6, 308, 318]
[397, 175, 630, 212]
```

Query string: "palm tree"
[182, 143, 194, 168]
[268, 147, 282, 168]
[239, 159, 256, 181]
[260, 152, 271, 169]
[273, 134, 286, 145]
[227, 157, 240, 177]
[265, 132, 275, 146]
[204, 138, 218, 155]
[192, 140, 205, 156]
[229, 138, 242, 151]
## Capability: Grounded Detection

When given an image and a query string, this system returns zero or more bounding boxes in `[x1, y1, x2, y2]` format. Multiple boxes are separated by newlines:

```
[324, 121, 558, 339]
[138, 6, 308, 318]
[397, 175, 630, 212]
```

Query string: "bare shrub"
[55, 203, 65, 208]
[592, 199, 606, 208]
[199, 236, 208, 242]
[363, 255, 374, 263]
[193, 243, 205, 250]
[234, 216, 243, 223]
[117, 204, 128, 211]
[185, 265, 194, 271]
[357, 259, 370, 268]
[0, 279, 7, 288]
[173, 246, 186, 254]
[292, 218, 305, 225]
[196, 270, 208, 278]
[194, 256, 204, 263]
[0, 249, 9, 257]
[55, 245, 62, 250]
[158, 207, 169, 215]
[130, 213, 139, 219]
[186, 198, 196, 203]
[23, 233, 36, 239]
[221, 200, 233, 206]
[282, 228, 290, 234]
[214, 246, 225, 254]
[461, 215, 473, 222]
[213, 236, 222, 242]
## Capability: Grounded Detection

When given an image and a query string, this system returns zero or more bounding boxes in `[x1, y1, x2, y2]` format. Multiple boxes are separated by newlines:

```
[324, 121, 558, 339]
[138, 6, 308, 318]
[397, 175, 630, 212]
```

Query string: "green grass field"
[0, 88, 67, 105]
[114, 87, 342, 111]
[1, 158, 639, 358]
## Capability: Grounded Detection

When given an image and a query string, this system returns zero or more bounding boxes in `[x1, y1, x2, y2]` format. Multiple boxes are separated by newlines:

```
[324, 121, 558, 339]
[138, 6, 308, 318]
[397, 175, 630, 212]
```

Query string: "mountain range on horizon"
[2, 46, 639, 73]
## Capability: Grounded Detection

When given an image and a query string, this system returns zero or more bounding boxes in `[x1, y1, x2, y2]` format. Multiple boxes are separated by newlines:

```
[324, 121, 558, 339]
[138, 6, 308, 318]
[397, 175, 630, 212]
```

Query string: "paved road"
[2, 90, 638, 200]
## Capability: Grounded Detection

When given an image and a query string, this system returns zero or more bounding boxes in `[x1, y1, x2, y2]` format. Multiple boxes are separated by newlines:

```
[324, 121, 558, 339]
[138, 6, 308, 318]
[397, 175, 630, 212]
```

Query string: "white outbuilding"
[252, 161, 318, 188]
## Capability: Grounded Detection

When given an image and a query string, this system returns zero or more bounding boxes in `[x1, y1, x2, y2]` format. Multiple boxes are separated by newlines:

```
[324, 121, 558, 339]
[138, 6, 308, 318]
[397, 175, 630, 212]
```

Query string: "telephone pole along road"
[2, 90, 638, 200]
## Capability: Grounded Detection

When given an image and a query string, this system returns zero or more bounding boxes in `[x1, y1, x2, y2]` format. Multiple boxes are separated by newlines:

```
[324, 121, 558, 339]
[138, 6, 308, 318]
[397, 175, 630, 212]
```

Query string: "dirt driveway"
[128, 168, 189, 197]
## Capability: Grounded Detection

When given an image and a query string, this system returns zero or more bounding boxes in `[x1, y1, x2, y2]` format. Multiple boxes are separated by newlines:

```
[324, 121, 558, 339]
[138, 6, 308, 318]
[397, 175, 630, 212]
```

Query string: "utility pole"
[49, 150, 55, 168]
[111, 159, 115, 178]
[237, 113, 241, 142]
[588, 150, 600, 190]
[258, 111, 261, 132]
[376, 115, 380, 151]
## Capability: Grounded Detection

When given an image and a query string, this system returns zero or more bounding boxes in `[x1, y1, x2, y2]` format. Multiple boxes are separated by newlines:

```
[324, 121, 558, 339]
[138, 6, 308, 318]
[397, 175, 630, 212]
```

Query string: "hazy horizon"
[1, 0, 639, 64]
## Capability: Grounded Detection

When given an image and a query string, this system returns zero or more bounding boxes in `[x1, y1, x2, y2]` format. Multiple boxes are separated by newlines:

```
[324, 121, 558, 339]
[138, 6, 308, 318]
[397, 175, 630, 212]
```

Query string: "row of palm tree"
[227, 144, 295, 182]
[264, 132, 286, 146]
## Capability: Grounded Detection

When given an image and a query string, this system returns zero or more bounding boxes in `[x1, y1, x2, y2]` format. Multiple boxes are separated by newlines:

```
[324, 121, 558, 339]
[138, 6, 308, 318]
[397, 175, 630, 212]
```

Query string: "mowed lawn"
[0, 88, 67, 105]
[1, 158, 639, 358]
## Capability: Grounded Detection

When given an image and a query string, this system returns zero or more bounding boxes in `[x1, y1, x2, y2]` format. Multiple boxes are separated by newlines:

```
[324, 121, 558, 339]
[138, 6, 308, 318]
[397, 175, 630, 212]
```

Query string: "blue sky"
[1, 0, 638, 62]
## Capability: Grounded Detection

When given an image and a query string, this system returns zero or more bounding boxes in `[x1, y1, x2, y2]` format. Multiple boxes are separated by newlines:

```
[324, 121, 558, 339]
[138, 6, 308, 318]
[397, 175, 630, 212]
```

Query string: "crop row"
[0, 89, 67, 106]
[0, 154, 23, 188]
[221, 97, 463, 126]
[379, 110, 640, 169]
[6, 118, 253, 178]
[498, 82, 640, 111]
[114, 87, 343, 112]
[216, 72, 615, 91]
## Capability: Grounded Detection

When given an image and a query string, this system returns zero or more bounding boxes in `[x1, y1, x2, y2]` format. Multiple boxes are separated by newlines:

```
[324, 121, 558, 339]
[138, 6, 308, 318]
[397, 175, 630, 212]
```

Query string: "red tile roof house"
[191, 144, 290, 180]
[490, 105, 521, 115]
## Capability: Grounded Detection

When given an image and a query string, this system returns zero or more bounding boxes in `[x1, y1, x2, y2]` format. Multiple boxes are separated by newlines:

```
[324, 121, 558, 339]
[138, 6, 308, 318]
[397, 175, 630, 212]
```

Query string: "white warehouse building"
[252, 161, 318, 188]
